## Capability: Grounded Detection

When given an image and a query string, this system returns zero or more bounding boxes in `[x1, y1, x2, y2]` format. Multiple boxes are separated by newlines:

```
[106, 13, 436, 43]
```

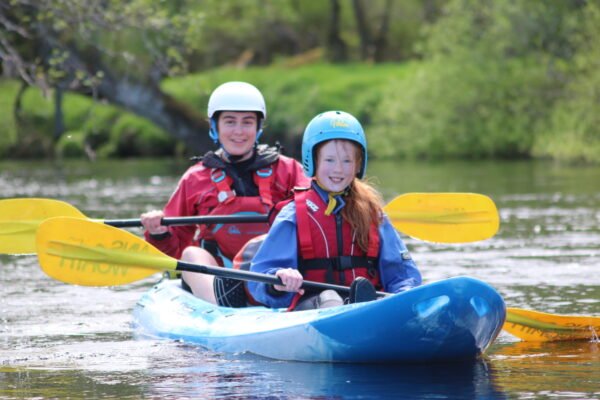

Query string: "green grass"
[161, 62, 418, 145]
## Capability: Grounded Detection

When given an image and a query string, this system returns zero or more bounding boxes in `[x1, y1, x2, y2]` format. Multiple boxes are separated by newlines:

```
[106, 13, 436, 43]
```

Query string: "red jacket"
[146, 145, 309, 263]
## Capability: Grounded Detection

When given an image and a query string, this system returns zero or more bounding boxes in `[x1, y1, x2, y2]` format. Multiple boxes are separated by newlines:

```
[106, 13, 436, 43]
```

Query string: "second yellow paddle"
[35, 216, 384, 296]
[504, 307, 600, 342]
[36, 217, 597, 343]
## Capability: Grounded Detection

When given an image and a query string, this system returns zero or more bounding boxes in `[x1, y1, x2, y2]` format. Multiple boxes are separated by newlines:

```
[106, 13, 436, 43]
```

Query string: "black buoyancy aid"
[198, 145, 296, 264]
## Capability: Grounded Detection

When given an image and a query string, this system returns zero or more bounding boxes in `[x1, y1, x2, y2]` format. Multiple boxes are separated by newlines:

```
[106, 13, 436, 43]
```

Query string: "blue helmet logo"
[301, 111, 367, 178]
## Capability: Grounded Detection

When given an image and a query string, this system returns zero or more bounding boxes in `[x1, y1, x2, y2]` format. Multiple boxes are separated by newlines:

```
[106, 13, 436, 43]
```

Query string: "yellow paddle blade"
[384, 193, 499, 243]
[504, 307, 600, 342]
[0, 198, 87, 254]
[36, 217, 177, 286]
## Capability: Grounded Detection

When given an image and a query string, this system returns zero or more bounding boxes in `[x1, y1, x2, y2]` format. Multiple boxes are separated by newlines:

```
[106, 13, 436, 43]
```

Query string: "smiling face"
[217, 111, 258, 160]
[315, 140, 360, 192]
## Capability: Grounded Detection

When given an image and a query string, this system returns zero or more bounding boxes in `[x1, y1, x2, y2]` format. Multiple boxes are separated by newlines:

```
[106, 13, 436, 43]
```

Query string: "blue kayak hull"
[132, 276, 505, 363]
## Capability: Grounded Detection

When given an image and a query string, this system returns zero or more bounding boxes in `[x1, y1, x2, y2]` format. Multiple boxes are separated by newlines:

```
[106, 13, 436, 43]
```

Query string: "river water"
[1, 158, 599, 399]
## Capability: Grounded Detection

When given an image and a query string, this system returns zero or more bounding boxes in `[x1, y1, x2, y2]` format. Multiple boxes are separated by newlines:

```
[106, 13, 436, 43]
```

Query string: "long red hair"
[314, 140, 383, 252]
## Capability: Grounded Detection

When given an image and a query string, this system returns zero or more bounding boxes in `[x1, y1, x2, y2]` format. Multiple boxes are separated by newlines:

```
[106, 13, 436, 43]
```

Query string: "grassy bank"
[0, 61, 598, 163]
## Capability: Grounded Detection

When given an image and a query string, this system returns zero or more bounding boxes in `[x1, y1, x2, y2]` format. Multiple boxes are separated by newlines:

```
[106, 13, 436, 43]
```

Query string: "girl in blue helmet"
[141, 82, 309, 306]
[248, 111, 422, 310]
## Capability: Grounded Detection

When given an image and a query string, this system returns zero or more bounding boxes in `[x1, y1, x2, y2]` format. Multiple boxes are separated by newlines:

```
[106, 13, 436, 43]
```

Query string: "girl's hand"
[275, 268, 305, 294]
[141, 210, 168, 235]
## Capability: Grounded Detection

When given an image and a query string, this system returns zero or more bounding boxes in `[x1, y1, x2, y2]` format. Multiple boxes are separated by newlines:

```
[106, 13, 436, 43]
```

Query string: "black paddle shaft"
[175, 260, 388, 297]
[105, 214, 269, 228]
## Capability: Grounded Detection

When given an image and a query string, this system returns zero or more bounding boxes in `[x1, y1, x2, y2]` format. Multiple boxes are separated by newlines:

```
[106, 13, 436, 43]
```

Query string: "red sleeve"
[268, 156, 309, 224]
[144, 163, 208, 259]
[292, 158, 311, 188]
[275, 155, 310, 194]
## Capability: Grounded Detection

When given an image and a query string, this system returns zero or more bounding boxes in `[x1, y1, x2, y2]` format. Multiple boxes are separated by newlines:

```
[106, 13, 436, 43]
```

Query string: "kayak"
[132, 276, 506, 363]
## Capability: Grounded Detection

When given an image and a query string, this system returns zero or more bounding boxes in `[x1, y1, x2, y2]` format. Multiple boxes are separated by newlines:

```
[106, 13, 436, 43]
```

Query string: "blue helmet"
[301, 111, 367, 178]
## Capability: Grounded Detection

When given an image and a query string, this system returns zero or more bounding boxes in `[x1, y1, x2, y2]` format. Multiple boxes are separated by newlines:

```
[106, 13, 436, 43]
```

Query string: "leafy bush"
[103, 114, 176, 157]
[56, 130, 87, 158]
[370, 57, 554, 159]
[370, 0, 594, 161]
[533, 1, 600, 163]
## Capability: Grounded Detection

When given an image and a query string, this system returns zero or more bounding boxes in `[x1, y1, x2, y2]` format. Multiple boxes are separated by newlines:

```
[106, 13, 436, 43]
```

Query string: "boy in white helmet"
[141, 81, 309, 306]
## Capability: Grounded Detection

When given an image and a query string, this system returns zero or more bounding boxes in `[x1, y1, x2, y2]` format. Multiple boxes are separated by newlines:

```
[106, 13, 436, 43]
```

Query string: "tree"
[351, 0, 373, 60]
[0, 0, 436, 158]
[326, 0, 348, 62]
[370, 0, 600, 161]
[372, 0, 393, 62]
[1, 0, 210, 152]
[350, 0, 398, 62]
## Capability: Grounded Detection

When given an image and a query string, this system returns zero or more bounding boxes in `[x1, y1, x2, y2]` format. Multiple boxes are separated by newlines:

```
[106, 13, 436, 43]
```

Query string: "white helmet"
[207, 81, 266, 143]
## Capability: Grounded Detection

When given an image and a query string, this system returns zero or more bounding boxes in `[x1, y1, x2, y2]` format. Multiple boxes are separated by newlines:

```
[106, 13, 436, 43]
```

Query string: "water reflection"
[492, 341, 600, 397]
[140, 346, 507, 400]
[5, 340, 600, 399]
[1, 342, 507, 399]
[0, 367, 148, 399]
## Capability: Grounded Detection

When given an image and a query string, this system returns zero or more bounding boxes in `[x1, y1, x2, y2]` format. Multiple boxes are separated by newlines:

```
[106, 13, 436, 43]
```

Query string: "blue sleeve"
[248, 202, 298, 308]
[378, 216, 422, 293]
